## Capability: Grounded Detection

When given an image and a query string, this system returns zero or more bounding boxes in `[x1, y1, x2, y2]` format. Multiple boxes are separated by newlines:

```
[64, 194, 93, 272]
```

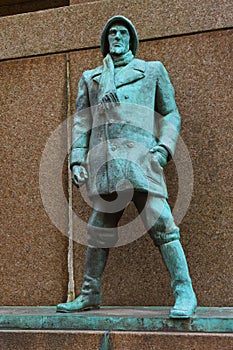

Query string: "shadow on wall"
[0, 0, 69, 17]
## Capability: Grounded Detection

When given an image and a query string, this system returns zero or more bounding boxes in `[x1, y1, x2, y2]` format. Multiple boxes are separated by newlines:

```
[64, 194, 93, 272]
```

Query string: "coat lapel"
[115, 59, 146, 87]
[91, 59, 146, 87]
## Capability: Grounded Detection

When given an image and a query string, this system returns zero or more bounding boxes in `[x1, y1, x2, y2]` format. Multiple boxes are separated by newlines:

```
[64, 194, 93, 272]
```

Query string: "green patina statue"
[57, 16, 197, 318]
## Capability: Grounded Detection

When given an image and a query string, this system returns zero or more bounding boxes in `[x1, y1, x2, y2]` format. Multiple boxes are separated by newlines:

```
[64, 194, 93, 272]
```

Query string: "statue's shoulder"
[146, 60, 165, 69]
[82, 65, 103, 81]
[132, 58, 145, 66]
[144, 60, 168, 77]
[134, 59, 166, 74]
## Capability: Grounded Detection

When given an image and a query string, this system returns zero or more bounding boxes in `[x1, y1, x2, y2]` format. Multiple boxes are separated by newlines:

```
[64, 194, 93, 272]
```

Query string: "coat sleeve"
[155, 62, 181, 160]
[70, 73, 92, 168]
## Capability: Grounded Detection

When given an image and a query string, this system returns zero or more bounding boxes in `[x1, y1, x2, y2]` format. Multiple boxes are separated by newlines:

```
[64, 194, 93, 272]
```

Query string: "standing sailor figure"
[57, 16, 197, 318]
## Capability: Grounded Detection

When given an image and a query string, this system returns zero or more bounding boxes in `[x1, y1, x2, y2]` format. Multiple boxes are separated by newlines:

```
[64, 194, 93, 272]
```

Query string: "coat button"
[111, 145, 117, 151]
[127, 142, 134, 148]
[124, 95, 129, 99]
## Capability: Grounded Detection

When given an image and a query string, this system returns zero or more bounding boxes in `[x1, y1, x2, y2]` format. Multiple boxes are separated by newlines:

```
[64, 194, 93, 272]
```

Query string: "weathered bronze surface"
[57, 16, 197, 318]
[1, 306, 233, 332]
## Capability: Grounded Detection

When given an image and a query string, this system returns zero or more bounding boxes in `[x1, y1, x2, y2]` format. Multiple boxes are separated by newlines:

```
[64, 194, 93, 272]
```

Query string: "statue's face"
[108, 24, 130, 56]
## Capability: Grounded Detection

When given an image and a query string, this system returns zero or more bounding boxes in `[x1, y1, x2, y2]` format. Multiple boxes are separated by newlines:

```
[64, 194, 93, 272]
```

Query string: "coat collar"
[91, 59, 145, 88]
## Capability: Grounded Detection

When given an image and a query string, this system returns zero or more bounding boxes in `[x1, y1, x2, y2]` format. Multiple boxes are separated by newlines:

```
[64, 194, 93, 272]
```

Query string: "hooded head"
[101, 16, 139, 57]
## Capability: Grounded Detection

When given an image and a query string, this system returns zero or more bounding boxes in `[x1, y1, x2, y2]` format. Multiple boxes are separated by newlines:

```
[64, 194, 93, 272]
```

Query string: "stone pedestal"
[0, 0, 232, 310]
[0, 307, 232, 349]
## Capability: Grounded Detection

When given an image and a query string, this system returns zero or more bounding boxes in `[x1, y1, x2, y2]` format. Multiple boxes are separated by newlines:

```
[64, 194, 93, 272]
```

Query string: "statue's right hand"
[71, 165, 88, 187]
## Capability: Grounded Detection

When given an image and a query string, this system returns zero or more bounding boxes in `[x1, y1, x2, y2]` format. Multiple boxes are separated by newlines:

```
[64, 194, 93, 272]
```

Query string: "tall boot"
[160, 240, 197, 318]
[56, 247, 109, 312]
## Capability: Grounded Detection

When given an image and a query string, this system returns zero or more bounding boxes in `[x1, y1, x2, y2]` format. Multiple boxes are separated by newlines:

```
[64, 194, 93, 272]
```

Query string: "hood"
[101, 15, 139, 57]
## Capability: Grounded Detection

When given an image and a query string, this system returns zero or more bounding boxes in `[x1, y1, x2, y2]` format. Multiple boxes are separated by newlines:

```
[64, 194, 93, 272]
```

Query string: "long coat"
[70, 58, 181, 198]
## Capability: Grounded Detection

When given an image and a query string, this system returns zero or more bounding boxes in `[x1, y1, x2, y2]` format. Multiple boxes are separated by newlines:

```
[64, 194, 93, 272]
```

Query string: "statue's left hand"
[150, 145, 168, 168]
[155, 151, 167, 168]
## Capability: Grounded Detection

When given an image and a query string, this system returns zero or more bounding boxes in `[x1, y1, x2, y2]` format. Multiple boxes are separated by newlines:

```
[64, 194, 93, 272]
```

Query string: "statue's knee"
[87, 224, 118, 248]
[149, 228, 180, 247]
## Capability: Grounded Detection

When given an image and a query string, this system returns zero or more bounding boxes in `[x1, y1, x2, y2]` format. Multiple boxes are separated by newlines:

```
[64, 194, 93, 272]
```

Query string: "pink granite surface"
[0, 0, 232, 60]
[0, 1, 232, 307]
[0, 54, 69, 305]
[0, 330, 232, 350]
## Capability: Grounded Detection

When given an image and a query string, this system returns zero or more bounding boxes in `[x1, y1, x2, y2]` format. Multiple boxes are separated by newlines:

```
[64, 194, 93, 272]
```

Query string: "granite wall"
[0, 0, 69, 17]
[0, 0, 232, 307]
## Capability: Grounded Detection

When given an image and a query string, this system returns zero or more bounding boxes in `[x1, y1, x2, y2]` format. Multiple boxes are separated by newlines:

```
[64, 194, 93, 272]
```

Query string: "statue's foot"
[56, 294, 101, 313]
[169, 291, 197, 318]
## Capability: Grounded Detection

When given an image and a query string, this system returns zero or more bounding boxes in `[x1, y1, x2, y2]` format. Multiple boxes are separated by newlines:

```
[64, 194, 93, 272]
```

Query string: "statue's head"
[101, 16, 139, 57]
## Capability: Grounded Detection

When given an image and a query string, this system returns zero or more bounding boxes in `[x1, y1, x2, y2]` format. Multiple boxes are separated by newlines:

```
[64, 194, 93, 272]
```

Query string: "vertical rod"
[66, 52, 75, 302]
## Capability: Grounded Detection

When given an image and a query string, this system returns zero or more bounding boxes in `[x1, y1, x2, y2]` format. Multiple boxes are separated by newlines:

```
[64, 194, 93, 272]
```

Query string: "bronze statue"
[57, 16, 197, 318]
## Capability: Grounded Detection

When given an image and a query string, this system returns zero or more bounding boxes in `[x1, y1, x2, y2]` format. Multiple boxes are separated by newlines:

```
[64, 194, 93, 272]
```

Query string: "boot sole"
[169, 309, 196, 319]
[56, 305, 100, 313]
[170, 314, 192, 319]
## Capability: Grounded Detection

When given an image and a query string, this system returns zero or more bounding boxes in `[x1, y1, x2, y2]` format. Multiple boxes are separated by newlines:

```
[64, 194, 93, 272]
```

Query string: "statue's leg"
[57, 193, 124, 312]
[133, 192, 197, 318]
[159, 239, 197, 318]
[56, 246, 109, 313]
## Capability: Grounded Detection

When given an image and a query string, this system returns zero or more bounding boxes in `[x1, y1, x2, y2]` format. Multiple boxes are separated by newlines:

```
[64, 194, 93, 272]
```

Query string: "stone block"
[70, 0, 99, 4]
[111, 332, 233, 350]
[0, 307, 232, 349]
[0, 0, 69, 17]
[0, 330, 232, 350]
[0, 0, 232, 60]
[0, 330, 103, 350]
[0, 54, 69, 305]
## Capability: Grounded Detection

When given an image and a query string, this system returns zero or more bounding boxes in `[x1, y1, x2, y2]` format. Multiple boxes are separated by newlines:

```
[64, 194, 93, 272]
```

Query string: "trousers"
[87, 191, 180, 248]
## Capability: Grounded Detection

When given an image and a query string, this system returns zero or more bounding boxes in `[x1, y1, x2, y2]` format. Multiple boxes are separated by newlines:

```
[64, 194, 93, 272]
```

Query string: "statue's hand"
[101, 90, 120, 110]
[150, 145, 168, 168]
[72, 165, 88, 187]
[156, 151, 167, 168]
